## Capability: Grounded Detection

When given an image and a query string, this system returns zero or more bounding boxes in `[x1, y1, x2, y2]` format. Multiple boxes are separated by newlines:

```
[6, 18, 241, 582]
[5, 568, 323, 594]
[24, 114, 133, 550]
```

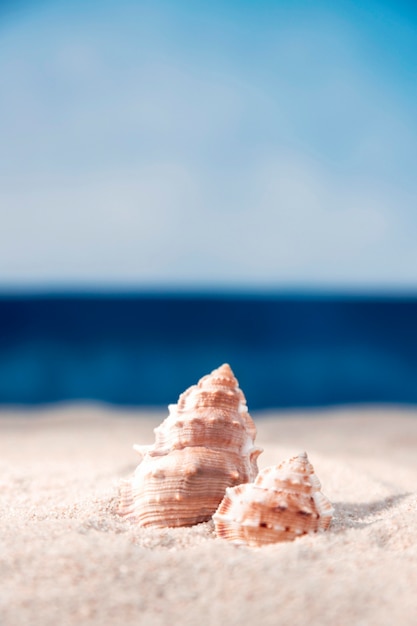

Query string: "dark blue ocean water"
[1, 292, 417, 409]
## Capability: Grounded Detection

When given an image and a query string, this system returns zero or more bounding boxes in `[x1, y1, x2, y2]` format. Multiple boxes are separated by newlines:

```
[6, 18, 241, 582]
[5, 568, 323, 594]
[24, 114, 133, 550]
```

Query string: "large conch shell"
[118, 363, 263, 527]
[213, 452, 333, 546]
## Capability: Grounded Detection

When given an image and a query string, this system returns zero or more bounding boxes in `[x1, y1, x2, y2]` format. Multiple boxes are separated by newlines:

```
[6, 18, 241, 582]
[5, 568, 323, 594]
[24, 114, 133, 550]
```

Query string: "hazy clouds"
[1, 0, 416, 288]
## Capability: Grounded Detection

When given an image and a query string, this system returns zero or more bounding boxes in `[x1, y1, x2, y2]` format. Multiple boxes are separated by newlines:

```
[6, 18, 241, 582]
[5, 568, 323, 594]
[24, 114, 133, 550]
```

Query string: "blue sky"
[0, 0, 416, 289]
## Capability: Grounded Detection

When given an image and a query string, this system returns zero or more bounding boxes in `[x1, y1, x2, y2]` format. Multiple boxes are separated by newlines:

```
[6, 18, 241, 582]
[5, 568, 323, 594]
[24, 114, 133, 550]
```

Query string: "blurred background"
[0, 0, 416, 409]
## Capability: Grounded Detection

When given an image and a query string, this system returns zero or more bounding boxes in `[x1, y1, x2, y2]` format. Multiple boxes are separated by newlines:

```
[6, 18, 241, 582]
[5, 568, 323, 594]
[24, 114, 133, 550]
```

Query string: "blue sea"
[0, 292, 417, 409]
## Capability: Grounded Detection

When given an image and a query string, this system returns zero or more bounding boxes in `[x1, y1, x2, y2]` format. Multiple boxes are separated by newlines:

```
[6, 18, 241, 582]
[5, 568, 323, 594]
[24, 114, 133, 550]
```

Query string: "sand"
[1, 404, 416, 626]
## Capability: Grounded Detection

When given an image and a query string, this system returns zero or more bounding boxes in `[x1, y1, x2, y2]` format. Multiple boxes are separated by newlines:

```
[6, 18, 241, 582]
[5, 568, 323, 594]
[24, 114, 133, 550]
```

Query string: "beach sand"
[1, 405, 416, 626]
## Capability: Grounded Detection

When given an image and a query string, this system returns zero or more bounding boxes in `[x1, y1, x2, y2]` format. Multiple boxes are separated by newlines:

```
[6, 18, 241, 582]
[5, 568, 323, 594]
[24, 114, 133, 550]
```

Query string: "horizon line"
[1, 284, 417, 300]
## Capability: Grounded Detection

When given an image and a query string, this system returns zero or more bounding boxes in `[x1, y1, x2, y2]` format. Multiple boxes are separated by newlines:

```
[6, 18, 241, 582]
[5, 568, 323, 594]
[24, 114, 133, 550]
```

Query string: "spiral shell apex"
[118, 363, 263, 527]
[213, 452, 333, 546]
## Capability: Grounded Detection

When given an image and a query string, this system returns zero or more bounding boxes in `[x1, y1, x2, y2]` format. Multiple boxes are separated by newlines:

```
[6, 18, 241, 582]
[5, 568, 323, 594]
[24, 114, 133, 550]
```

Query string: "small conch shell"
[118, 363, 263, 527]
[213, 452, 333, 546]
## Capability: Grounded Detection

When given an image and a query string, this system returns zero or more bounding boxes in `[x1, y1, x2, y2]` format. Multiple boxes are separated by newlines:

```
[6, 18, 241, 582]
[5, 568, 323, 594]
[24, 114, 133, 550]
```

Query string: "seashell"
[213, 452, 333, 546]
[118, 363, 263, 527]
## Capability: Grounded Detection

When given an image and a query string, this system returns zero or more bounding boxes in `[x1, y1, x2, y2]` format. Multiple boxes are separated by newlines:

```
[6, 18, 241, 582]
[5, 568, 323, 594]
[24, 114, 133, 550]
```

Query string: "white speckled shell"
[213, 452, 333, 546]
[118, 364, 263, 527]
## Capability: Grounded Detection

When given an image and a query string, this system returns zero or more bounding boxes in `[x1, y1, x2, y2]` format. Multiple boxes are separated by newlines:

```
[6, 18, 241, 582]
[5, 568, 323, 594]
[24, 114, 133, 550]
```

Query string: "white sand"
[1, 405, 416, 626]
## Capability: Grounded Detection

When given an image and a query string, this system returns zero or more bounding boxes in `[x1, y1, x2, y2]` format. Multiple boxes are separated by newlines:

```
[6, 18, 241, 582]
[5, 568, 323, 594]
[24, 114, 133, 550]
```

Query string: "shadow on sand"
[331, 493, 410, 531]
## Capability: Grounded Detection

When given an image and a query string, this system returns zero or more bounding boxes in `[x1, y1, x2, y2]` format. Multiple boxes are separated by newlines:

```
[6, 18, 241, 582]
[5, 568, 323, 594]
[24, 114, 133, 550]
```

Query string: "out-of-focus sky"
[1, 0, 416, 290]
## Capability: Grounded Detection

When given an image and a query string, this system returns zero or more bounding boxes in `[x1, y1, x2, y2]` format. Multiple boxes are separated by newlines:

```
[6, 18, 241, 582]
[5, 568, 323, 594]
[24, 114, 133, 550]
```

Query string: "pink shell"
[118, 364, 263, 527]
[213, 452, 333, 546]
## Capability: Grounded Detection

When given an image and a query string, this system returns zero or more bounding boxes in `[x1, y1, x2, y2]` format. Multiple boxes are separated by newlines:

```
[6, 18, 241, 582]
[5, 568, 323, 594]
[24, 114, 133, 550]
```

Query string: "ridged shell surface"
[213, 452, 333, 546]
[118, 364, 263, 527]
